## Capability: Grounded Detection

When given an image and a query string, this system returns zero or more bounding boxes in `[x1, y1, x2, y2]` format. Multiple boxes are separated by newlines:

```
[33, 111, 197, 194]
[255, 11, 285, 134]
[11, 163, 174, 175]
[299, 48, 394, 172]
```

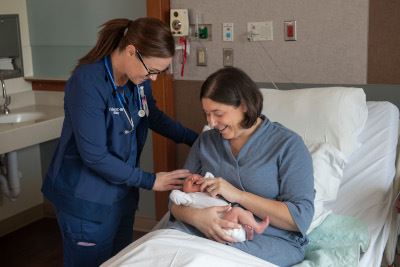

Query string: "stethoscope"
[104, 57, 148, 134]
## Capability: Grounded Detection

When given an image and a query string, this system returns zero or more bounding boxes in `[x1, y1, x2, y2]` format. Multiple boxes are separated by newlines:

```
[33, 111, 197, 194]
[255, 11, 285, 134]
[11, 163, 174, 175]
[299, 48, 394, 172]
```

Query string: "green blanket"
[293, 214, 370, 267]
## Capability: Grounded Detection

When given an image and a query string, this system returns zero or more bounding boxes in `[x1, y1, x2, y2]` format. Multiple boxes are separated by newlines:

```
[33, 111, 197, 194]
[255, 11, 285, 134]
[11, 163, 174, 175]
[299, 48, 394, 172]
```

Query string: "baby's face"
[182, 174, 203, 193]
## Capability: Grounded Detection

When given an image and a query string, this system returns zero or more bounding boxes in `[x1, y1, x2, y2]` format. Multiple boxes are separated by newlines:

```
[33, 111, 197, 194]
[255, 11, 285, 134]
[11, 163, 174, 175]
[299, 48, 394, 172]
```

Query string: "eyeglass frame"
[135, 50, 162, 77]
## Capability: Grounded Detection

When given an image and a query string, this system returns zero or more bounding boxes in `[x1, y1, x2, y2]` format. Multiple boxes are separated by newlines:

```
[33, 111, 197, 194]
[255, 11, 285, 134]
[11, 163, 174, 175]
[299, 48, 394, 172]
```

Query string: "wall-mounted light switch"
[197, 47, 207, 66]
[223, 48, 233, 67]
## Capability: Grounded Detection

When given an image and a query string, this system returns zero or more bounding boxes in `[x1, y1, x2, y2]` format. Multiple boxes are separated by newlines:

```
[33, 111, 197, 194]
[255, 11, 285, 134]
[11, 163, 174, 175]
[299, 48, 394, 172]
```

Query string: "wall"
[171, 0, 369, 84]
[26, 0, 146, 78]
[0, 0, 33, 94]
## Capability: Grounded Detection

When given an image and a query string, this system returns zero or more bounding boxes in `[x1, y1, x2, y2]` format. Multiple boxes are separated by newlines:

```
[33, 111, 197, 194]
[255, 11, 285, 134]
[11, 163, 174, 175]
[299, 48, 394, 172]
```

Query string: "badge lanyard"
[137, 86, 149, 117]
[104, 57, 134, 134]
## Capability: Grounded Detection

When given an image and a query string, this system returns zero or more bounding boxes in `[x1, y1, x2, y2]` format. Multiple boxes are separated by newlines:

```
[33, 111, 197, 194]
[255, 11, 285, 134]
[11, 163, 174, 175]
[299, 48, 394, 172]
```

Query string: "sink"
[0, 111, 45, 124]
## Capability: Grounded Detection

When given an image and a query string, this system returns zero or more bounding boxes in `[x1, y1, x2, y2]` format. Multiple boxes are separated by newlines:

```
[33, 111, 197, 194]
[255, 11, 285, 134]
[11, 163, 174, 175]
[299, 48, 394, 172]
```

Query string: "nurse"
[42, 17, 198, 266]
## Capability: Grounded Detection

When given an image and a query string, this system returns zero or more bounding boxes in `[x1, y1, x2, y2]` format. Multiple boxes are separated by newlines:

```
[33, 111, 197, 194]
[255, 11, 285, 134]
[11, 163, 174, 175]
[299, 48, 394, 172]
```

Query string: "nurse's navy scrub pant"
[56, 207, 135, 267]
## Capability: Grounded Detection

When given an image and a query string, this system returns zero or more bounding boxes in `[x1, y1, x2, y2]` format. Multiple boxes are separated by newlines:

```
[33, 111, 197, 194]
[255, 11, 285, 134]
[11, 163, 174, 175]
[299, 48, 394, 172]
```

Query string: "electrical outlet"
[197, 47, 207, 66]
[223, 48, 233, 67]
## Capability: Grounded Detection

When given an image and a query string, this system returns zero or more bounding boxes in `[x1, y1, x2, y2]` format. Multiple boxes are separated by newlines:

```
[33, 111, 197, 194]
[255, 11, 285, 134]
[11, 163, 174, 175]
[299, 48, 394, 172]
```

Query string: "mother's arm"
[236, 191, 298, 231]
[170, 203, 240, 243]
[200, 178, 298, 232]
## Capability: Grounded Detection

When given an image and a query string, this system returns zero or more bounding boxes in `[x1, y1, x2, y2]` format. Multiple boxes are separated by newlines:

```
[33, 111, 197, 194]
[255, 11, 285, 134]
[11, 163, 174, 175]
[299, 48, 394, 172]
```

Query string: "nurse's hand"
[153, 169, 191, 191]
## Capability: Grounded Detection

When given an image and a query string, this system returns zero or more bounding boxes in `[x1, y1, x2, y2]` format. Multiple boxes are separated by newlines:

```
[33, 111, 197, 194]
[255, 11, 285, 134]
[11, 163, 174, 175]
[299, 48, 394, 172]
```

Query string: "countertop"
[0, 90, 64, 154]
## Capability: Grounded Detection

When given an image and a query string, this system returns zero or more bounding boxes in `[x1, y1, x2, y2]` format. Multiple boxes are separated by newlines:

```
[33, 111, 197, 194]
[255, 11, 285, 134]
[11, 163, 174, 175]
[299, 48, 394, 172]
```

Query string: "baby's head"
[182, 174, 203, 193]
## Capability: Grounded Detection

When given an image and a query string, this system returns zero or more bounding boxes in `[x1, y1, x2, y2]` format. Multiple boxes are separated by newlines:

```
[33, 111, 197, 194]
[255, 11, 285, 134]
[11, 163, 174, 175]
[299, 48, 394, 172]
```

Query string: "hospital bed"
[102, 87, 400, 267]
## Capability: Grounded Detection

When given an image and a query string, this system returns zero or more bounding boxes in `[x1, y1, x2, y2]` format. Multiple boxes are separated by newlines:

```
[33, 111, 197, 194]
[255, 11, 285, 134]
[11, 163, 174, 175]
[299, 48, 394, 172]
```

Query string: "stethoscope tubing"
[104, 57, 146, 134]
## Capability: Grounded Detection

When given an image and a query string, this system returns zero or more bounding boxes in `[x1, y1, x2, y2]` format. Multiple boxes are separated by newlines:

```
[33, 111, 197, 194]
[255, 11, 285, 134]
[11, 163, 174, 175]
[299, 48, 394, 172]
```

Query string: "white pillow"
[261, 87, 368, 158]
[307, 143, 347, 233]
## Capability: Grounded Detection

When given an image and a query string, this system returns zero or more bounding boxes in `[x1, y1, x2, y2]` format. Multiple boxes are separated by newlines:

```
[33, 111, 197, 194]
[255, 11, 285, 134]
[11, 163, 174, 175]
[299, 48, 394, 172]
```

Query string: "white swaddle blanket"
[169, 172, 247, 242]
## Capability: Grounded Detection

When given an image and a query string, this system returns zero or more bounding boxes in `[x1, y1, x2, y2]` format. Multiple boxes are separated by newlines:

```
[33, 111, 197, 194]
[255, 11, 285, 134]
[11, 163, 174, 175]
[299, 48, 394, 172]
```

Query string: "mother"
[168, 67, 315, 267]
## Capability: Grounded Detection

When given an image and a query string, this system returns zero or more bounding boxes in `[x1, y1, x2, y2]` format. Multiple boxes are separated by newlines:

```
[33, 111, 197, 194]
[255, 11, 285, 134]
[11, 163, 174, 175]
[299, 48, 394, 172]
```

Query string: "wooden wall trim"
[147, 0, 174, 220]
[147, 0, 170, 22]
[25, 77, 66, 91]
[367, 0, 400, 84]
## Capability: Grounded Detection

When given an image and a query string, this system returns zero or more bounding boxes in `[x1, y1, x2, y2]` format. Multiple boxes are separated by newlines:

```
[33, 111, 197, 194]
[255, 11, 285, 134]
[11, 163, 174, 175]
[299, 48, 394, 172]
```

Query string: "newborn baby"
[170, 172, 269, 242]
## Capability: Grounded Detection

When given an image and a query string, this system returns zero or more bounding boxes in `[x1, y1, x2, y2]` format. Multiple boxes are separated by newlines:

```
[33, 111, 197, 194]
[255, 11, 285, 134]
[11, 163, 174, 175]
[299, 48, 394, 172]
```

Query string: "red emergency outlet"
[287, 25, 294, 38]
[284, 20, 296, 41]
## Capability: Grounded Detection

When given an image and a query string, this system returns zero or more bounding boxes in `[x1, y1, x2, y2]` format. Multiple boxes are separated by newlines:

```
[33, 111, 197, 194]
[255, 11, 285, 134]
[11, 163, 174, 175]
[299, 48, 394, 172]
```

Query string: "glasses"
[136, 50, 162, 77]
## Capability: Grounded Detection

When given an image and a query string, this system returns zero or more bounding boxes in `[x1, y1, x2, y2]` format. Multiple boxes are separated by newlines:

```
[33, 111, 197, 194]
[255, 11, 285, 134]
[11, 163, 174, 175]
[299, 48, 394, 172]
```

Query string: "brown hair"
[74, 17, 175, 71]
[200, 67, 263, 129]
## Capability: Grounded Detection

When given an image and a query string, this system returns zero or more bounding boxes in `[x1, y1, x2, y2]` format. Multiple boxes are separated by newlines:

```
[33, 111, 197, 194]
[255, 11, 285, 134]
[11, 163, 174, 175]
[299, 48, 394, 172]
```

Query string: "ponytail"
[73, 17, 174, 73]
[74, 18, 130, 71]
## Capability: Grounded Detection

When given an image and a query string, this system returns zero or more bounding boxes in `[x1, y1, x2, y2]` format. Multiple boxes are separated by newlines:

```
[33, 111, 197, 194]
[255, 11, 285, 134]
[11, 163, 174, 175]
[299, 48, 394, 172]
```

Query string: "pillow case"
[307, 143, 346, 233]
[260, 87, 368, 159]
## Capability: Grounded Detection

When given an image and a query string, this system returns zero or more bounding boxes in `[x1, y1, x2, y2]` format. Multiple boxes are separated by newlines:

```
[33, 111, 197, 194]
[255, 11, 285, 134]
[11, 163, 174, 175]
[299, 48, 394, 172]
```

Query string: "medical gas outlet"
[170, 9, 189, 36]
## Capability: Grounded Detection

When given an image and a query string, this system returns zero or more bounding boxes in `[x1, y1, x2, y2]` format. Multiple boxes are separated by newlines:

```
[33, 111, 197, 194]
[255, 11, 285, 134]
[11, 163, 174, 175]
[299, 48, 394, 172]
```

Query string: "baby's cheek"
[182, 183, 191, 192]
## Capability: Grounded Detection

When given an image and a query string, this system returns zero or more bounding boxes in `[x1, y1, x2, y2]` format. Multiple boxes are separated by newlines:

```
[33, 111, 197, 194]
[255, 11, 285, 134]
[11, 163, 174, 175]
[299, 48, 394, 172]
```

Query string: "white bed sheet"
[102, 229, 277, 267]
[102, 101, 399, 267]
[325, 101, 399, 267]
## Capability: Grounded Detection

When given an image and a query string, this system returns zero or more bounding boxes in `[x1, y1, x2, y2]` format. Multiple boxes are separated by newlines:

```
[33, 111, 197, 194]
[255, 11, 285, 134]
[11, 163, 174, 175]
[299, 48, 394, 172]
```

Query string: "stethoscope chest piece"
[138, 109, 146, 117]
[124, 128, 134, 135]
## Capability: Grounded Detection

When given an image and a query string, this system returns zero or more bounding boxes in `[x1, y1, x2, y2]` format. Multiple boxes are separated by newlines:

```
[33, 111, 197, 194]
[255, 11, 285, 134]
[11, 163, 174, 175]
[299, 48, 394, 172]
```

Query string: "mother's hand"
[193, 205, 240, 243]
[200, 177, 243, 203]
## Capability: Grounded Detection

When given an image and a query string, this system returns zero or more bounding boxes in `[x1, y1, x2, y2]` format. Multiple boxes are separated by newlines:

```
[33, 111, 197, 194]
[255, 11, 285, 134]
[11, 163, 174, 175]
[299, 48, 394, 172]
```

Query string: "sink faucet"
[1, 79, 11, 114]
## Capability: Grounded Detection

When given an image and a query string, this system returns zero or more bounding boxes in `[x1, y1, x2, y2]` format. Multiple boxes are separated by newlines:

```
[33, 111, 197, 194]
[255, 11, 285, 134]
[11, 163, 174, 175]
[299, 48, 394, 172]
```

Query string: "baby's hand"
[190, 174, 204, 184]
[183, 174, 205, 193]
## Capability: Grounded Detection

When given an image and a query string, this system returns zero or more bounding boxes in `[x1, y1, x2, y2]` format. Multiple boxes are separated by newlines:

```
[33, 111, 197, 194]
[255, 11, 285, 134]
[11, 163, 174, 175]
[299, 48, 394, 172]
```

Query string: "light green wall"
[30, 46, 91, 77]
[26, 0, 146, 78]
